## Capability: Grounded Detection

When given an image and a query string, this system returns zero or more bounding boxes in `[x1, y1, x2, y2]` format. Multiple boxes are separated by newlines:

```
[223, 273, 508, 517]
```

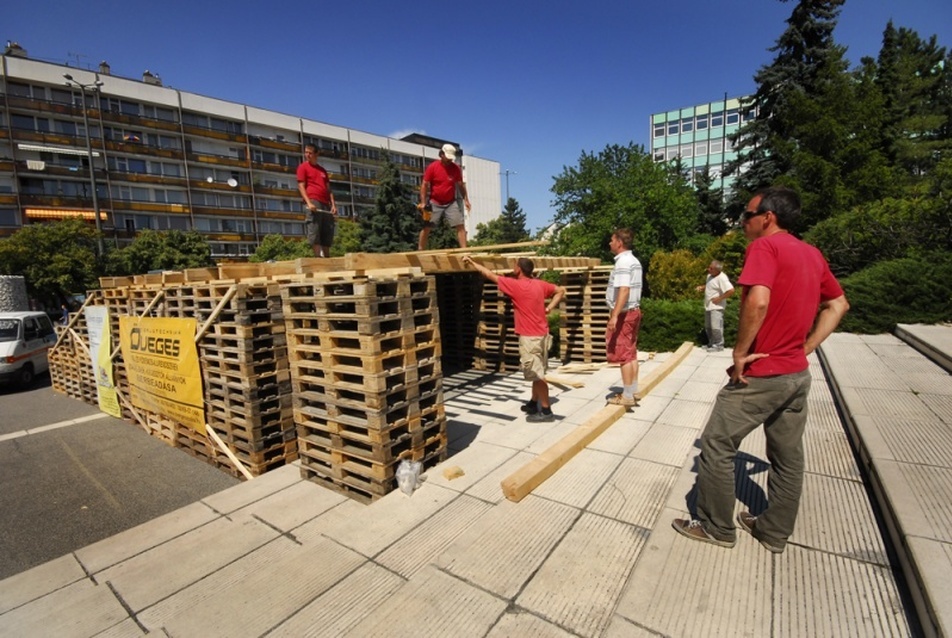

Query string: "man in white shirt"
[697, 260, 734, 351]
[605, 228, 643, 406]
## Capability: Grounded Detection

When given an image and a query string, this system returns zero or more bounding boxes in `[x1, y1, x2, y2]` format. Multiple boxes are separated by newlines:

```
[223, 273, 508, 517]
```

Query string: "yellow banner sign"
[84, 306, 121, 419]
[119, 316, 206, 435]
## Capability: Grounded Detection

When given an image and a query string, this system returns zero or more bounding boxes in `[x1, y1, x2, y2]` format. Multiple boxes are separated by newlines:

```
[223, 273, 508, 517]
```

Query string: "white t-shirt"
[704, 272, 733, 311]
[606, 250, 642, 311]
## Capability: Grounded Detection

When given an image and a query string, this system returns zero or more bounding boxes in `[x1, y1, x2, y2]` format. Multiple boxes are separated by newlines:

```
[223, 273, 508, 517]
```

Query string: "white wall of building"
[462, 155, 501, 238]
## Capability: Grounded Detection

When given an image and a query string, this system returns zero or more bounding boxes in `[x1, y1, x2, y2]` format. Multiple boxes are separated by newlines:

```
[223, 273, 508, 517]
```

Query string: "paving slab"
[5, 336, 950, 636]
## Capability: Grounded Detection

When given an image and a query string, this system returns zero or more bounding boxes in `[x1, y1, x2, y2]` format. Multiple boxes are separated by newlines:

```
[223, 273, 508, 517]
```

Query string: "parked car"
[0, 311, 57, 387]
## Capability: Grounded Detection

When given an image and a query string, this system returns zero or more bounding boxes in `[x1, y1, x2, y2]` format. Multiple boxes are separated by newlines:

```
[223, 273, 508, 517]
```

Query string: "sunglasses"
[741, 209, 768, 222]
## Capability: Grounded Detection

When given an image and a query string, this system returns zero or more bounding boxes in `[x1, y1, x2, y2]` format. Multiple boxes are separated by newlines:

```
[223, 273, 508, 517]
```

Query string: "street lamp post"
[63, 73, 104, 256]
[502, 169, 517, 201]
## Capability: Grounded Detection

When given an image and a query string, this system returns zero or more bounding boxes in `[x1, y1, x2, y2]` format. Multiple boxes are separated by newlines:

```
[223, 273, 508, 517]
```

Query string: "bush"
[637, 297, 739, 353]
[838, 252, 952, 333]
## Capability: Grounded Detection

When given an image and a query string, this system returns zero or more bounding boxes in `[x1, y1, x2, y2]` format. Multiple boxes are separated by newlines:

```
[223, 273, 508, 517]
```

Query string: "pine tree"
[728, 0, 847, 198]
[693, 166, 727, 237]
[471, 197, 531, 246]
[358, 157, 418, 253]
[876, 22, 952, 180]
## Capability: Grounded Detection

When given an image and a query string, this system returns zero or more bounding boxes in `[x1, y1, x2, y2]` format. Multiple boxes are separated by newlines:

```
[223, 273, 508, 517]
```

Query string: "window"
[665, 147, 679, 161]
[0, 209, 18, 225]
[709, 140, 723, 153]
[696, 115, 709, 130]
[680, 144, 693, 158]
[210, 117, 242, 135]
[695, 142, 708, 156]
[667, 121, 679, 135]
[55, 120, 78, 136]
[182, 112, 207, 127]
[653, 150, 664, 162]
[653, 123, 665, 138]
[168, 216, 189, 230]
[711, 112, 723, 128]
[680, 117, 693, 133]
[742, 108, 756, 122]
[726, 109, 739, 125]
[128, 158, 147, 174]
[50, 88, 73, 104]
[6, 82, 32, 97]
[142, 105, 176, 122]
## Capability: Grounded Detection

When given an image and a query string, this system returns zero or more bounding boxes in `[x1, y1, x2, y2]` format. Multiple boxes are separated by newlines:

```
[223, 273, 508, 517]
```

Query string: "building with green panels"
[650, 96, 756, 194]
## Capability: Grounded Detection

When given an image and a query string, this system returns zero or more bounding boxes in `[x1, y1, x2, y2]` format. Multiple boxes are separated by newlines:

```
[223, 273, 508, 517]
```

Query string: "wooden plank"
[500, 341, 694, 502]
[544, 375, 584, 389]
[501, 404, 627, 502]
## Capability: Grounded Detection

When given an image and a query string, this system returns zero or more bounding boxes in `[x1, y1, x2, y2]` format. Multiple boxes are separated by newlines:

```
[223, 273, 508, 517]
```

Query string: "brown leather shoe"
[736, 511, 784, 554]
[671, 518, 735, 548]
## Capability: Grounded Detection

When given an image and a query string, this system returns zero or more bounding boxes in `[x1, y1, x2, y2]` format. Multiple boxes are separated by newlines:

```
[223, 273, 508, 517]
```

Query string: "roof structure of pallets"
[98, 242, 604, 289]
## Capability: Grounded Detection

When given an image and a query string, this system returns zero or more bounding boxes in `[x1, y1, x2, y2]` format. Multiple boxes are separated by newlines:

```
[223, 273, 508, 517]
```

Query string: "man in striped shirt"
[605, 228, 643, 407]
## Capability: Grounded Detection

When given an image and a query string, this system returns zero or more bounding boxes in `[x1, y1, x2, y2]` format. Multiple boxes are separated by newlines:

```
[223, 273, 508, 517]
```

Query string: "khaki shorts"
[519, 335, 550, 381]
[427, 200, 465, 228]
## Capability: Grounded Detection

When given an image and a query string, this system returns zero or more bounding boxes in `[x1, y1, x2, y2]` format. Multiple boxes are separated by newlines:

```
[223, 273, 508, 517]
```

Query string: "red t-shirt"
[738, 232, 844, 377]
[423, 160, 463, 205]
[497, 277, 558, 337]
[296, 161, 331, 205]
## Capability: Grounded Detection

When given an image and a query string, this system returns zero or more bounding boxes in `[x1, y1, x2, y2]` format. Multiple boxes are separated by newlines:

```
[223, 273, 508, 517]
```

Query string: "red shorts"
[606, 309, 642, 365]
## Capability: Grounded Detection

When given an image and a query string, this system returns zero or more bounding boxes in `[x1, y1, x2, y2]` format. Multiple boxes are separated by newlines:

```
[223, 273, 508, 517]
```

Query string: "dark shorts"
[305, 203, 335, 247]
[606, 308, 642, 365]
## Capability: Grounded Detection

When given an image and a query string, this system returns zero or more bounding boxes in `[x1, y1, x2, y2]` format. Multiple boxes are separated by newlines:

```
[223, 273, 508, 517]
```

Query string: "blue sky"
[6, 0, 950, 232]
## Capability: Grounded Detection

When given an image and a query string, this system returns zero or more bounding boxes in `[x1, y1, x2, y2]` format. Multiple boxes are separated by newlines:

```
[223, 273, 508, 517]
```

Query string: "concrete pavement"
[1, 324, 950, 636]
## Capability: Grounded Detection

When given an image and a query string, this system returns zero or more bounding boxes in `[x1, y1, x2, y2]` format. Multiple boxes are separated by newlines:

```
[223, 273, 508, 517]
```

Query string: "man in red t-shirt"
[419, 143, 471, 250]
[463, 255, 566, 422]
[296, 144, 337, 257]
[673, 186, 849, 554]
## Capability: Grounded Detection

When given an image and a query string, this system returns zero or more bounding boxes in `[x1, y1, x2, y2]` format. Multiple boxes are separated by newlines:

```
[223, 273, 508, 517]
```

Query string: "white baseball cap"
[441, 143, 458, 159]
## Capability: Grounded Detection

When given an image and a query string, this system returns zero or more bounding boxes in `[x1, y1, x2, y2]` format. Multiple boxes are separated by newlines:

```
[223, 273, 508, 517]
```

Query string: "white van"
[0, 311, 57, 386]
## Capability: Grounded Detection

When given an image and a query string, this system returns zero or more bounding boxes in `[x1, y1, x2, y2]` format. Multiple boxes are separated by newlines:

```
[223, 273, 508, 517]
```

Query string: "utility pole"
[63, 73, 105, 256]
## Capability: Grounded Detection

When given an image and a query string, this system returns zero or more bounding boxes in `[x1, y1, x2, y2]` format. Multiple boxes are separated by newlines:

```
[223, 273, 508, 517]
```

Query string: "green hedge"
[637, 298, 739, 352]
[839, 252, 952, 334]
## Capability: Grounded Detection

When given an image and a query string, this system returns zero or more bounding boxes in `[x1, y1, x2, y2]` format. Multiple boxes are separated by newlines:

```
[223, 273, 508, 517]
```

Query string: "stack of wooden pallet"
[282, 271, 447, 503]
[560, 266, 612, 363]
[167, 281, 295, 478]
[473, 274, 520, 372]
[435, 272, 482, 373]
[49, 295, 97, 404]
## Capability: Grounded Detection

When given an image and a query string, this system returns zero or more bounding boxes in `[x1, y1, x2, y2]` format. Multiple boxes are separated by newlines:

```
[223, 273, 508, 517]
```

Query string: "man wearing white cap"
[418, 143, 471, 250]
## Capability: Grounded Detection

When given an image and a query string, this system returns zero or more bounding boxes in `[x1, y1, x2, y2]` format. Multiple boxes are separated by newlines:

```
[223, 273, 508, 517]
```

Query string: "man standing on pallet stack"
[419, 144, 471, 250]
[606, 228, 643, 407]
[463, 255, 566, 422]
[297, 143, 337, 258]
[672, 186, 849, 554]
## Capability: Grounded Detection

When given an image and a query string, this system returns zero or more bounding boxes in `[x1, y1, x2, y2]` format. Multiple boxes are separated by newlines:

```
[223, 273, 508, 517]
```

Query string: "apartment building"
[650, 95, 756, 194]
[0, 44, 501, 257]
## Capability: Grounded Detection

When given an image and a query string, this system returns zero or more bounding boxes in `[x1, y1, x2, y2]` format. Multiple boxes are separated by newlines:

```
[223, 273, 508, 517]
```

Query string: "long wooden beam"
[500, 341, 695, 502]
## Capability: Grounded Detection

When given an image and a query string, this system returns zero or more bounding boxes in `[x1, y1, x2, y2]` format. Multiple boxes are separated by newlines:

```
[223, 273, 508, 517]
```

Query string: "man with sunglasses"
[673, 186, 849, 554]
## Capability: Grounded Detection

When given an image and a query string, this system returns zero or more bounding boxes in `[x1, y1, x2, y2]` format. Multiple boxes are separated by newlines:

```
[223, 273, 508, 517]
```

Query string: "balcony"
[248, 136, 299, 153]
[9, 128, 84, 148]
[99, 109, 179, 133]
[181, 124, 247, 144]
[187, 152, 247, 169]
[104, 140, 183, 160]
[111, 172, 188, 188]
